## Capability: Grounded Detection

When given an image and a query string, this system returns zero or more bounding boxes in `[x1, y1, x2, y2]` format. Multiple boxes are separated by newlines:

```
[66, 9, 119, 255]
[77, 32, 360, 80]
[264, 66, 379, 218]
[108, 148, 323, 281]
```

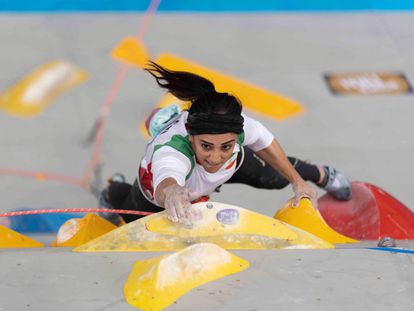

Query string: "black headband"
[187, 113, 244, 135]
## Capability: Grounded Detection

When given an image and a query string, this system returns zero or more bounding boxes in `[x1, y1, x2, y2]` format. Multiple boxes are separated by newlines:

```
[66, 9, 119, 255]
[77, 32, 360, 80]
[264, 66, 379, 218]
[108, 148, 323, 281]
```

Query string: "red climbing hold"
[318, 182, 414, 240]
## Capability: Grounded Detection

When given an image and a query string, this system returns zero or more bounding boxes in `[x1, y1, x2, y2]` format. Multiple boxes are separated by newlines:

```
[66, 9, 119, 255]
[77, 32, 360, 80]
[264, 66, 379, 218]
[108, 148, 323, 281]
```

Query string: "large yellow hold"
[74, 201, 333, 252]
[112, 37, 303, 122]
[124, 243, 249, 311]
[274, 198, 358, 244]
[154, 53, 303, 121]
[0, 60, 88, 117]
[138, 53, 304, 137]
[0, 225, 43, 248]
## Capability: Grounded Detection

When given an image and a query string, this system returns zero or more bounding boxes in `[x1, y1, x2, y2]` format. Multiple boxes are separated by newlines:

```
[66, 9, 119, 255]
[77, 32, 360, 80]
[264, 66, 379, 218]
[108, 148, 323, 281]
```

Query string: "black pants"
[107, 179, 164, 223]
[227, 147, 320, 189]
[107, 147, 321, 223]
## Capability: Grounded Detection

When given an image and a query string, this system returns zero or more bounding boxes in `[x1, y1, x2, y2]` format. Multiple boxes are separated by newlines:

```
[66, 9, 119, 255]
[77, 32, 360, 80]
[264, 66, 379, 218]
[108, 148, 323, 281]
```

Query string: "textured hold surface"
[0, 225, 44, 248]
[274, 198, 358, 244]
[124, 243, 249, 311]
[318, 182, 414, 240]
[74, 202, 333, 252]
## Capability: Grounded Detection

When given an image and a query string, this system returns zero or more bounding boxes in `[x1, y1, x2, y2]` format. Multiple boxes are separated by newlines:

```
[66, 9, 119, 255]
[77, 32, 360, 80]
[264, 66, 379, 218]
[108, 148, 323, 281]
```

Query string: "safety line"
[0, 208, 153, 218]
[365, 247, 414, 255]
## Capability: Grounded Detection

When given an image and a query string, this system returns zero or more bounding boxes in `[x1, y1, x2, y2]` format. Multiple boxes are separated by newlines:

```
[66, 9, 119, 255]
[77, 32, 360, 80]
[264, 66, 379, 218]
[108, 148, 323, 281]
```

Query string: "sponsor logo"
[324, 72, 412, 95]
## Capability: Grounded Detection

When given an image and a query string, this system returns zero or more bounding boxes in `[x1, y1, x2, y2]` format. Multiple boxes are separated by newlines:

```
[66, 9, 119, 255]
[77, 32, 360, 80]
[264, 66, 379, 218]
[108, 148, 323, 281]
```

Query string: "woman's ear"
[188, 134, 194, 143]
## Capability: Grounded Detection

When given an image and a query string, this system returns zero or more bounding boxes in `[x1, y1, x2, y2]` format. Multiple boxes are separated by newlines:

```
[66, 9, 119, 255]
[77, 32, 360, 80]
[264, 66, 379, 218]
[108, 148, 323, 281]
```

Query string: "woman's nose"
[209, 151, 223, 164]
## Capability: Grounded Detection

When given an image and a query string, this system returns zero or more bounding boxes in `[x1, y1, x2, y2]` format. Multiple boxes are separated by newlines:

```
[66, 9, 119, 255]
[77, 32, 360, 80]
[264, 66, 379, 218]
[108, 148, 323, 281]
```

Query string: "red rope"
[0, 168, 84, 186]
[0, 208, 153, 218]
[82, 0, 162, 183]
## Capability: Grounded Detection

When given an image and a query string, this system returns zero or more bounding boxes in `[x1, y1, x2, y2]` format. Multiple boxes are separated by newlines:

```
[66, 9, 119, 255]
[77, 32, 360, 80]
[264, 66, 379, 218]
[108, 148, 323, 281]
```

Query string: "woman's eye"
[201, 144, 211, 150]
[222, 145, 232, 151]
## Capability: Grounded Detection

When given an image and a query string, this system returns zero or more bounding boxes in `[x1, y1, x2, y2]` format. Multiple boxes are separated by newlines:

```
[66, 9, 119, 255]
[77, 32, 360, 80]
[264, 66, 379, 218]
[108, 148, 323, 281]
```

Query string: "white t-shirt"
[138, 111, 274, 205]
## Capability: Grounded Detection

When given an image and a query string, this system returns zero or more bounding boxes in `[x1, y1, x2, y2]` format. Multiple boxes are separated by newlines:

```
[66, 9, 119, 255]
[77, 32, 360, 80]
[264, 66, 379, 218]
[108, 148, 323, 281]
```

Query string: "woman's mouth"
[204, 160, 221, 168]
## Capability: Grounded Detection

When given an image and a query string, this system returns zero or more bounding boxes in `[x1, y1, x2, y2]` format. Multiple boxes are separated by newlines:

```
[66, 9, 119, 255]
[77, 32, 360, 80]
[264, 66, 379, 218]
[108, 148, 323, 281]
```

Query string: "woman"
[99, 62, 351, 225]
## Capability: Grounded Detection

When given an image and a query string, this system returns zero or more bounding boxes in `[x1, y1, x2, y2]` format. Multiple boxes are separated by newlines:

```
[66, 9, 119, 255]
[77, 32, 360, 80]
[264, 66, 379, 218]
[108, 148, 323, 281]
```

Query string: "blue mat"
[7, 208, 83, 234]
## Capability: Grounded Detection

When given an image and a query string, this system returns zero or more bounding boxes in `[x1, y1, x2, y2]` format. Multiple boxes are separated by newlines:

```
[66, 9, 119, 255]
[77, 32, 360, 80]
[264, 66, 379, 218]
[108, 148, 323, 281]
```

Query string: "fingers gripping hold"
[163, 184, 201, 224]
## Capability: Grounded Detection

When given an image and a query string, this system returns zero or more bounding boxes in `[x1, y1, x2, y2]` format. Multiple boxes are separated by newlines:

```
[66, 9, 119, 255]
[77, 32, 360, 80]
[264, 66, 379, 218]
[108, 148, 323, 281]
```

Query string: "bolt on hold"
[377, 237, 396, 248]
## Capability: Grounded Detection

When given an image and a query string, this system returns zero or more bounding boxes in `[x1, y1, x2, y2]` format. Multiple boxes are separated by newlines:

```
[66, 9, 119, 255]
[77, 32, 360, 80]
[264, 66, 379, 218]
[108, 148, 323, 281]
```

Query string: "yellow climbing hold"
[112, 37, 150, 68]
[51, 213, 117, 247]
[0, 225, 44, 248]
[74, 202, 333, 252]
[136, 53, 303, 137]
[274, 198, 358, 244]
[124, 243, 249, 311]
[0, 60, 88, 117]
[154, 53, 303, 121]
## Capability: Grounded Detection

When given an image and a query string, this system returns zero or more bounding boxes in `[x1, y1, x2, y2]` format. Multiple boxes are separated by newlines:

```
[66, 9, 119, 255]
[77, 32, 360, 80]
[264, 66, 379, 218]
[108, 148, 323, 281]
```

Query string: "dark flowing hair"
[145, 61, 244, 135]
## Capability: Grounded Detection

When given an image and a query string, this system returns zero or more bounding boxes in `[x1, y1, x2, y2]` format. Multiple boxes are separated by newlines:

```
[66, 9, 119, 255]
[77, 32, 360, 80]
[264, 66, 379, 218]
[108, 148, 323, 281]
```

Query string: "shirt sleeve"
[151, 145, 192, 194]
[242, 114, 274, 151]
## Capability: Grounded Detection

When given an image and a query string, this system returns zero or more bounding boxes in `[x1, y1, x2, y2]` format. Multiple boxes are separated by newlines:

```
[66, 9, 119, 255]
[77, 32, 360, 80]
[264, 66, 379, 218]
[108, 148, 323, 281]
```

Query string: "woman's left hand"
[291, 179, 318, 209]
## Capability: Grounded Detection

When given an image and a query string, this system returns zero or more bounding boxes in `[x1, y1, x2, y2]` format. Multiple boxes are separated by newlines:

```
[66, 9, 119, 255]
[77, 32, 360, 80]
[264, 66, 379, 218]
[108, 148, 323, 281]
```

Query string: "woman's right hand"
[162, 184, 201, 224]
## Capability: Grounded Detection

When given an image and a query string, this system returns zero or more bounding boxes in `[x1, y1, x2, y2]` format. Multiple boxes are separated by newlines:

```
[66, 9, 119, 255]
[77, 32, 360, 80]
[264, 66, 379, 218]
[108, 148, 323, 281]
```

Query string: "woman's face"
[189, 133, 238, 173]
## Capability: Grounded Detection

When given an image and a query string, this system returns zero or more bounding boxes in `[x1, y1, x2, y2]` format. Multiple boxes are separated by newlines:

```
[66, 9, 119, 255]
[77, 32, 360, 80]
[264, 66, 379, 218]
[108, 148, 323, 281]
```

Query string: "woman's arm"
[255, 139, 318, 208]
[151, 146, 200, 223]
[154, 177, 179, 207]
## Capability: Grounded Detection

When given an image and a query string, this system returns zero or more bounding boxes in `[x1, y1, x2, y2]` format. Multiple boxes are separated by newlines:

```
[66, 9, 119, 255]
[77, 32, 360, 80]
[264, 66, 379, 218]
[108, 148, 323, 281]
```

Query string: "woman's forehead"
[195, 133, 237, 144]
